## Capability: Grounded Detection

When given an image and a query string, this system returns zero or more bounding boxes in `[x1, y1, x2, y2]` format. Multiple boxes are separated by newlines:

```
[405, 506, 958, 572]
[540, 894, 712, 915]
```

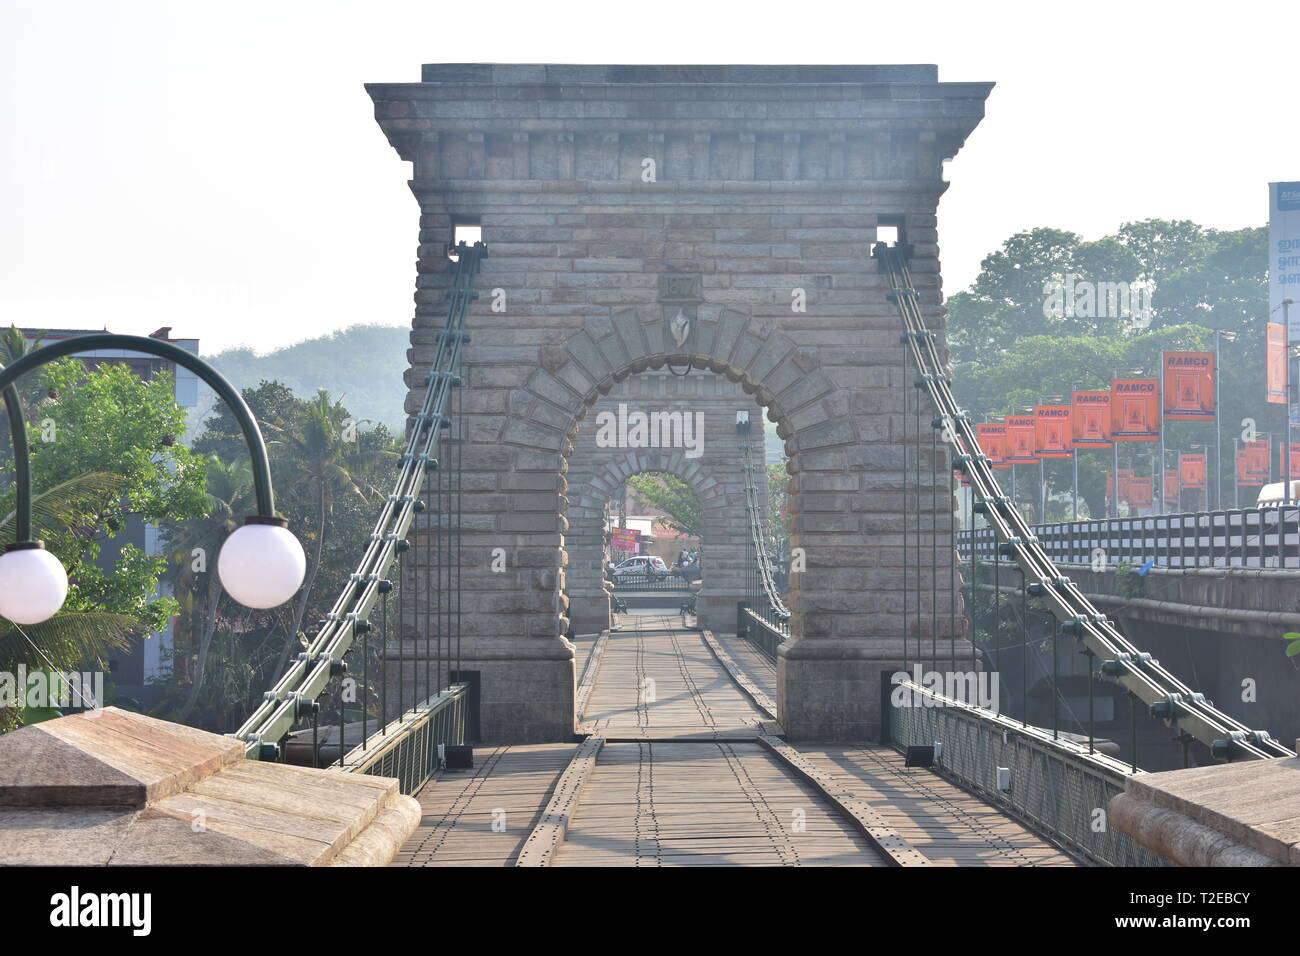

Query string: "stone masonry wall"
[368, 64, 992, 742]
[565, 370, 768, 634]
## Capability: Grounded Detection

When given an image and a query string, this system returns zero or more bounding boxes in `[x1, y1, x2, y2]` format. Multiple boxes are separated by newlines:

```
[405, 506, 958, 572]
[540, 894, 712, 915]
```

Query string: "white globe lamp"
[0, 542, 69, 625]
[217, 517, 306, 609]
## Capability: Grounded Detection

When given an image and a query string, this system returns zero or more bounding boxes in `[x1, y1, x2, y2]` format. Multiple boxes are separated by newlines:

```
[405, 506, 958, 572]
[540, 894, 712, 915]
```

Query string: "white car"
[1256, 481, 1300, 506]
[608, 555, 669, 579]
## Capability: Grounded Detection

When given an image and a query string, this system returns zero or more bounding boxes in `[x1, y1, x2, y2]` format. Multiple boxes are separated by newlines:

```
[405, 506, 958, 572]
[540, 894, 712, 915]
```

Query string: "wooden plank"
[700, 629, 778, 720]
[580, 615, 769, 740]
[756, 734, 932, 866]
[550, 741, 890, 867]
[574, 629, 610, 723]
[786, 745, 1079, 867]
[514, 736, 605, 867]
[392, 743, 578, 867]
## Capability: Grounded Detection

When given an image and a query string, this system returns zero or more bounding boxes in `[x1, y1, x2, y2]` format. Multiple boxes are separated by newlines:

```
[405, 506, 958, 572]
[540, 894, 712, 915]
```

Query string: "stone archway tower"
[368, 64, 992, 743]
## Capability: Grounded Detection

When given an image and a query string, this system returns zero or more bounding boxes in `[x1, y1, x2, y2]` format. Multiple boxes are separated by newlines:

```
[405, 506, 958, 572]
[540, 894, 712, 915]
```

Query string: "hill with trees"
[195, 325, 411, 436]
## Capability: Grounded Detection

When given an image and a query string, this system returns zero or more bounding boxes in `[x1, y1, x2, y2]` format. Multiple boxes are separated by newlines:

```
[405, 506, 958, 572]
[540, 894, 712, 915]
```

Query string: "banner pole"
[1214, 331, 1223, 510]
[1285, 302, 1292, 504]
[1039, 455, 1046, 523]
[1072, 448, 1079, 521]
[1111, 369, 1120, 517]
[1158, 351, 1167, 514]
[1233, 437, 1240, 508]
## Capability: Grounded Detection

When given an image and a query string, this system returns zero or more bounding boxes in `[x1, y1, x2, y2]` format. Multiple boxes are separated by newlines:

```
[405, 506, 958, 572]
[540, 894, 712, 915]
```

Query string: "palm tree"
[0, 472, 139, 730]
[0, 324, 55, 411]
[264, 391, 391, 655]
[164, 457, 255, 722]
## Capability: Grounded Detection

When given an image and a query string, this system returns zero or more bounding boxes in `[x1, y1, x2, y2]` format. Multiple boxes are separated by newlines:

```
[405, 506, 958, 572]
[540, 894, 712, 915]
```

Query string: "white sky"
[1, 0, 1295, 353]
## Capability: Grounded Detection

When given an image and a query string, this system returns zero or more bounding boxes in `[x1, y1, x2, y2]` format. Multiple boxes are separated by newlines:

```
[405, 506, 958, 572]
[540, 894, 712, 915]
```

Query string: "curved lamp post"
[0, 334, 305, 624]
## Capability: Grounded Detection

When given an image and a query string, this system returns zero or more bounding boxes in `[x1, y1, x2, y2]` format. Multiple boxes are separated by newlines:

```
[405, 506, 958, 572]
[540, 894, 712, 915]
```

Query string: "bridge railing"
[737, 427, 790, 661]
[877, 241, 1293, 764]
[339, 682, 469, 795]
[959, 507, 1300, 570]
[884, 675, 1163, 866]
[608, 571, 692, 592]
[737, 603, 787, 661]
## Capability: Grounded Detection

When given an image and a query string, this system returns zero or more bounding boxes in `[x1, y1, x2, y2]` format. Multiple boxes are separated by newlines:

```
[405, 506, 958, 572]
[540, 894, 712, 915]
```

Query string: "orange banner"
[1071, 390, 1112, 448]
[1239, 441, 1270, 485]
[1111, 378, 1160, 441]
[1162, 351, 1215, 421]
[1005, 414, 1037, 463]
[1179, 453, 1206, 489]
[975, 423, 1009, 469]
[1110, 468, 1136, 502]
[1164, 469, 1180, 507]
[1034, 405, 1073, 459]
[1127, 477, 1153, 508]
[1281, 443, 1300, 477]
[1267, 323, 1288, 405]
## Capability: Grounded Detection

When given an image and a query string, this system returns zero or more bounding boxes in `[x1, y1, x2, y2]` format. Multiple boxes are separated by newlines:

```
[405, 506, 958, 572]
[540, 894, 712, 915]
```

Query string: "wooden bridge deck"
[395, 615, 1077, 867]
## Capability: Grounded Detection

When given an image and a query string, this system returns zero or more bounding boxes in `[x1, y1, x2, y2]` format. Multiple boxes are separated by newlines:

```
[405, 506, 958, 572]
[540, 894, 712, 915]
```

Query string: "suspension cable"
[233, 242, 486, 758]
[876, 242, 1291, 762]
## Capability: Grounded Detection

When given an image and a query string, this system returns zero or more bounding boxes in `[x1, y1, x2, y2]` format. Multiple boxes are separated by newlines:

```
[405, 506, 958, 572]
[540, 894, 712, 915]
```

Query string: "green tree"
[177, 381, 398, 726]
[161, 457, 256, 722]
[0, 472, 142, 731]
[949, 220, 1272, 518]
[265, 390, 393, 647]
[766, 462, 790, 546]
[625, 472, 700, 538]
[0, 358, 208, 730]
[20, 359, 209, 634]
[0, 325, 55, 410]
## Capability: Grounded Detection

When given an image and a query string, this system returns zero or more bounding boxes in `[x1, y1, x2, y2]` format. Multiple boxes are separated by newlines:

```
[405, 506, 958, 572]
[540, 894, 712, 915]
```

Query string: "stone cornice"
[405, 178, 951, 199]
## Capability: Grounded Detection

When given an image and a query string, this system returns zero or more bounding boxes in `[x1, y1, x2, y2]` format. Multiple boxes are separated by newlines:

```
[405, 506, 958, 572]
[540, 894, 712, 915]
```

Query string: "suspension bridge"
[3, 63, 1298, 870]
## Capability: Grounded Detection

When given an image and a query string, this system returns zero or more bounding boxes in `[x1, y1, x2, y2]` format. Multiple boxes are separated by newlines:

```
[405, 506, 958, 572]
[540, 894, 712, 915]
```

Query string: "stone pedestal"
[778, 639, 906, 741]
[1109, 744, 1300, 866]
[0, 708, 419, 866]
[383, 635, 576, 744]
[567, 588, 613, 635]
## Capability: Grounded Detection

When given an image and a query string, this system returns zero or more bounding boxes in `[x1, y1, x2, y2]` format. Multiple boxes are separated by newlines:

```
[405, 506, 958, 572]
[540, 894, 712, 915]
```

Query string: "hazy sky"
[2, 1, 1295, 354]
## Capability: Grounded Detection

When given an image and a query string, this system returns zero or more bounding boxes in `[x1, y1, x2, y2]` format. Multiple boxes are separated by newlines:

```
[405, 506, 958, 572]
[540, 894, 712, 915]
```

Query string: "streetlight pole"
[1233, 437, 1240, 508]
[0, 334, 304, 624]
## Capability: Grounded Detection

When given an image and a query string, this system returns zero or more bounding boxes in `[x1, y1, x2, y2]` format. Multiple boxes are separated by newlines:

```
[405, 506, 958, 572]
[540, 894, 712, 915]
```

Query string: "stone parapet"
[0, 708, 418, 866]
[1109, 749, 1300, 866]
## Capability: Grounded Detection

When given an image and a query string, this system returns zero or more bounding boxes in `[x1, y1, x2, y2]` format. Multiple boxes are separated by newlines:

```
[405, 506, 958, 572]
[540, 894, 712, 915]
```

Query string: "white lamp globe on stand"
[0, 541, 69, 625]
[217, 516, 306, 609]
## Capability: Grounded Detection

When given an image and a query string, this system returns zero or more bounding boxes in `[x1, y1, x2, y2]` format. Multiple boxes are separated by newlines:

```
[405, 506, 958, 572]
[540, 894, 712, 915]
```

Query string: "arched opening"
[560, 364, 774, 635]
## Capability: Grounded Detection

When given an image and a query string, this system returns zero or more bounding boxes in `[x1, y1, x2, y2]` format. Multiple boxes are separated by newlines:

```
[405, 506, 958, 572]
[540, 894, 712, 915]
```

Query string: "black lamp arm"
[0, 334, 277, 545]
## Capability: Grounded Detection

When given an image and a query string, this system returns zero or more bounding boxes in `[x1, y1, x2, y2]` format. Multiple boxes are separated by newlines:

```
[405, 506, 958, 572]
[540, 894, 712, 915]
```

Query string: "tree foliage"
[625, 472, 700, 538]
[947, 219, 1269, 519]
[155, 382, 400, 730]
